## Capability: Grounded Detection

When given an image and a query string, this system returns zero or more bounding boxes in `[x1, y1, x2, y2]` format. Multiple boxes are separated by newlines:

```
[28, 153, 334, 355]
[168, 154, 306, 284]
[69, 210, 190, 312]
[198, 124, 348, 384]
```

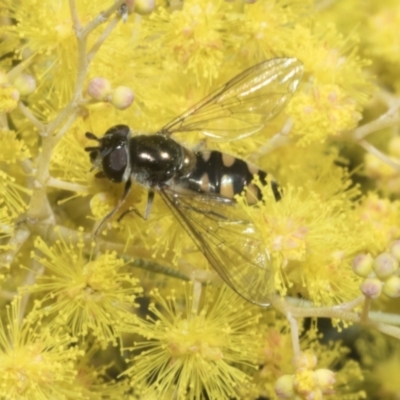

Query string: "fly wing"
[159, 188, 275, 306]
[159, 58, 303, 141]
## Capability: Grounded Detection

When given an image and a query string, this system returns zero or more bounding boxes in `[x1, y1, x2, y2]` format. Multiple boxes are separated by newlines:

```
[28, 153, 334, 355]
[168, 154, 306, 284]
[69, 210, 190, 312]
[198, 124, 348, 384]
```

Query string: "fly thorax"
[129, 135, 187, 185]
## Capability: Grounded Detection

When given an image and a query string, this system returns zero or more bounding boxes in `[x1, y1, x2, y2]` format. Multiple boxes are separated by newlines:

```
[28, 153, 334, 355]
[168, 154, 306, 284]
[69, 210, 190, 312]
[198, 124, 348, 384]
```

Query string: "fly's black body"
[85, 58, 303, 306]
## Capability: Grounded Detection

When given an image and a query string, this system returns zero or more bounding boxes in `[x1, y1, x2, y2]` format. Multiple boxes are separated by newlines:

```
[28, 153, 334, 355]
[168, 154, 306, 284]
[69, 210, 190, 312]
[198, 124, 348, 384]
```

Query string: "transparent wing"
[159, 188, 275, 306]
[159, 58, 303, 141]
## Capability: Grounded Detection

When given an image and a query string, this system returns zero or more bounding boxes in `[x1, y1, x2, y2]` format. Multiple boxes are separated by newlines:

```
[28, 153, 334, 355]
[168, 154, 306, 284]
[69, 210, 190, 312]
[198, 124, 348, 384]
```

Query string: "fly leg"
[92, 179, 132, 237]
[116, 208, 142, 222]
[116, 188, 155, 223]
[144, 189, 155, 219]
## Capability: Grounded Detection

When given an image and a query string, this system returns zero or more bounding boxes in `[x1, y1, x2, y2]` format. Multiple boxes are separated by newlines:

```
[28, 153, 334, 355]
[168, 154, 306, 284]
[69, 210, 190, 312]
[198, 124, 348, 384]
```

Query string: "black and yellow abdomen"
[181, 150, 280, 204]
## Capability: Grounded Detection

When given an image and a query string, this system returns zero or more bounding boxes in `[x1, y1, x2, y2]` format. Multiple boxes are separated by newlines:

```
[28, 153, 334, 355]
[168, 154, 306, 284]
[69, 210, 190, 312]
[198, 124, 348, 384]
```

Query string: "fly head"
[85, 124, 131, 182]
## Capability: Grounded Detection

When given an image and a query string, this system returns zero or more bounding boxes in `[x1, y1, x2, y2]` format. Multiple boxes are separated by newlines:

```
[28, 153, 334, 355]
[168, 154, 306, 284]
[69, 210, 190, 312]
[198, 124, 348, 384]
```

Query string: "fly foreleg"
[116, 188, 155, 223]
[144, 189, 155, 219]
[92, 179, 132, 237]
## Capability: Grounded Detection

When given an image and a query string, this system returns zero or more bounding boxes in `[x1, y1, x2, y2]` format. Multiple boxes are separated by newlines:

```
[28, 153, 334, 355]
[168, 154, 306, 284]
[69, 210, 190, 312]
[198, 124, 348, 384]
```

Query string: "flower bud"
[275, 375, 295, 399]
[373, 252, 399, 279]
[111, 86, 134, 110]
[124, 0, 135, 13]
[390, 240, 400, 262]
[314, 368, 335, 393]
[383, 276, 400, 298]
[87, 77, 112, 101]
[360, 277, 382, 299]
[135, 0, 155, 15]
[13, 73, 36, 96]
[305, 388, 323, 400]
[294, 352, 317, 370]
[293, 369, 316, 395]
[352, 253, 373, 277]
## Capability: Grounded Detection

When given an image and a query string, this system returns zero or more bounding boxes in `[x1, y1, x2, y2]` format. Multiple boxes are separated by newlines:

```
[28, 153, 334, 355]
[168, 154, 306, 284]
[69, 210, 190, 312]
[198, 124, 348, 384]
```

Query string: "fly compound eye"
[100, 125, 130, 182]
[102, 145, 128, 182]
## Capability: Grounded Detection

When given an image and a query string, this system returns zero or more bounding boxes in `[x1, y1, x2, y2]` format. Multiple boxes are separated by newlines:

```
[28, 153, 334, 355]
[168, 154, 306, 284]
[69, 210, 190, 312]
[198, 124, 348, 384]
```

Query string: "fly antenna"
[85, 131, 100, 141]
[84, 146, 100, 152]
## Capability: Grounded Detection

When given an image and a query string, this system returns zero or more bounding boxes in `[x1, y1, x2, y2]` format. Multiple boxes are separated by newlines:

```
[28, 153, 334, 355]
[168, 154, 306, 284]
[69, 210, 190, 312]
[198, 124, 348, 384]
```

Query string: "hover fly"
[85, 58, 303, 306]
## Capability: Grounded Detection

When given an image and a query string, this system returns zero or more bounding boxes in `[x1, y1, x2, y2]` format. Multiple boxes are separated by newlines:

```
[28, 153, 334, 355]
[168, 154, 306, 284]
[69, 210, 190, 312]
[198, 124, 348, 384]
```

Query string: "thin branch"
[0, 290, 17, 300]
[18, 159, 33, 176]
[46, 177, 90, 194]
[18, 102, 45, 133]
[19, 259, 44, 323]
[370, 321, 400, 340]
[87, 16, 120, 62]
[81, 0, 125, 37]
[26, 137, 57, 221]
[178, 259, 220, 283]
[27, 3, 122, 222]
[369, 310, 400, 326]
[18, 158, 35, 189]
[360, 297, 371, 323]
[351, 100, 400, 141]
[54, 109, 79, 140]
[0, 227, 31, 269]
[332, 295, 364, 311]
[39, 185, 57, 226]
[283, 297, 400, 326]
[287, 312, 301, 358]
[46, 1, 123, 135]
[352, 117, 400, 142]
[68, 0, 82, 32]
[251, 118, 292, 160]
[254, 131, 291, 158]
[273, 297, 400, 340]
[359, 140, 400, 171]
[375, 88, 400, 108]
[6, 53, 37, 81]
